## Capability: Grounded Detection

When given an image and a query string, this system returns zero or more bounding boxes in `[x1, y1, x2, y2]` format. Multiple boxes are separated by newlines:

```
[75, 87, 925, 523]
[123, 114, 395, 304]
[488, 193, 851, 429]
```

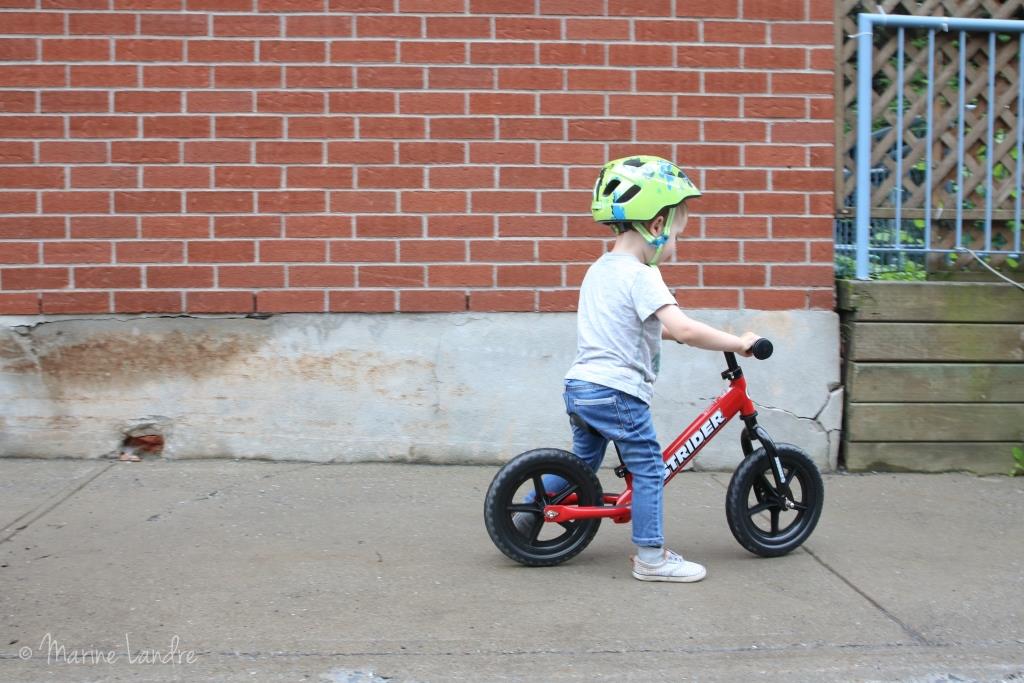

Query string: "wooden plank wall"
[838, 281, 1024, 474]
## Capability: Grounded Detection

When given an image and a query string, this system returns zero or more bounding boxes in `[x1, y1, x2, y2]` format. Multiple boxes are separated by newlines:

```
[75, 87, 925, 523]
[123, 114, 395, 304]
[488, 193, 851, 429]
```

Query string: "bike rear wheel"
[725, 443, 823, 557]
[484, 448, 603, 567]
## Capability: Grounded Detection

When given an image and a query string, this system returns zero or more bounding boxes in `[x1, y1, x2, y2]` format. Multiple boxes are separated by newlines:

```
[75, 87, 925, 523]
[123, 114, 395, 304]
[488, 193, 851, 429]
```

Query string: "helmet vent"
[617, 185, 641, 203]
[602, 178, 620, 197]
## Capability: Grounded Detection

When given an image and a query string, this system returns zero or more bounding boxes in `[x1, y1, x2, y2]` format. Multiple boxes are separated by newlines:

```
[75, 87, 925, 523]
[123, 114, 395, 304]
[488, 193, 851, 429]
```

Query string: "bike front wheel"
[725, 443, 823, 557]
[484, 448, 603, 567]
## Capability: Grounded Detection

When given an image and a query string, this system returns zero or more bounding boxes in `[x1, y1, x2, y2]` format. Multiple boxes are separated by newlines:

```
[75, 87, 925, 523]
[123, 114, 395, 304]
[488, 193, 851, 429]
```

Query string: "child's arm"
[657, 304, 759, 356]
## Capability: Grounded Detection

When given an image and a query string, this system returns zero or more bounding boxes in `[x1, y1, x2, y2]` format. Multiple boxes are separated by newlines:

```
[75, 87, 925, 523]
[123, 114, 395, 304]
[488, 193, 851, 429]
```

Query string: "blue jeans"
[528, 379, 665, 547]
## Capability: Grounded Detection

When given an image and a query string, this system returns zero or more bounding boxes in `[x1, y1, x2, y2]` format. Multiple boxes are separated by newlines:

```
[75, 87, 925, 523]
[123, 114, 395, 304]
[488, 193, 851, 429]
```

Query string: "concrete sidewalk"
[0, 459, 1022, 682]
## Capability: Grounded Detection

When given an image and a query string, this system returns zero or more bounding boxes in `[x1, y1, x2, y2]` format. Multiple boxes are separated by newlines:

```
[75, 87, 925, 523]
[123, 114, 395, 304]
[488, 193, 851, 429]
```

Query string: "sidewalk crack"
[0, 462, 114, 545]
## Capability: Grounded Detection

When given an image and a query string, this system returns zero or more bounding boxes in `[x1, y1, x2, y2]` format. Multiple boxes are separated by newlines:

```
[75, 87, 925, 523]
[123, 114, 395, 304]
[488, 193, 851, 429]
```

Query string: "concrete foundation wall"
[0, 311, 841, 471]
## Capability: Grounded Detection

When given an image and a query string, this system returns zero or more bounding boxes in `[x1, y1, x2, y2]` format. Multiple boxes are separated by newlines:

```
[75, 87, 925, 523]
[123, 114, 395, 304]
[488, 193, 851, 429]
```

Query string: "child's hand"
[737, 332, 760, 357]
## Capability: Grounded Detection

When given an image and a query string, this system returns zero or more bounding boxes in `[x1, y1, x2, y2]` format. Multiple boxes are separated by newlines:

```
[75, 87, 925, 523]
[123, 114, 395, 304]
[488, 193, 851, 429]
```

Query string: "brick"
[470, 239, 533, 262]
[0, 167, 64, 189]
[357, 15, 421, 38]
[330, 190, 398, 214]
[470, 93, 535, 115]
[2, 267, 69, 290]
[43, 192, 110, 214]
[116, 39, 184, 62]
[498, 214, 563, 236]
[260, 240, 327, 262]
[677, 288, 738, 309]
[501, 117, 564, 141]
[43, 39, 110, 62]
[609, 44, 673, 67]
[0, 66, 66, 87]
[261, 40, 326, 63]
[0, 218, 64, 240]
[426, 67, 493, 90]
[541, 44, 604, 71]
[354, 214, 419, 237]
[144, 166, 210, 189]
[360, 117, 424, 139]
[704, 21, 766, 44]
[141, 13, 209, 36]
[5, 11, 64, 34]
[635, 119, 698, 142]
[75, 266, 142, 289]
[538, 142, 604, 165]
[704, 265, 765, 287]
[428, 264, 492, 286]
[745, 192, 804, 214]
[69, 12, 135, 35]
[255, 141, 323, 163]
[773, 169, 833, 192]
[214, 215, 280, 238]
[636, 71, 699, 93]
[189, 40, 255, 62]
[569, 69, 631, 91]
[72, 216, 138, 239]
[398, 142, 464, 164]
[41, 292, 110, 314]
[212, 15, 279, 38]
[188, 91, 254, 113]
[745, 46, 806, 70]
[678, 45, 739, 68]
[398, 289, 465, 312]
[0, 243, 38, 264]
[257, 91, 326, 115]
[400, 239, 465, 262]
[772, 217, 832, 238]
[744, 240, 807, 263]
[705, 71, 768, 94]
[329, 290, 395, 313]
[258, 191, 326, 213]
[145, 66, 211, 88]
[285, 15, 352, 37]
[808, 288, 835, 310]
[214, 66, 282, 88]
[744, 96, 806, 119]
[431, 117, 494, 140]
[113, 141, 181, 163]
[290, 265, 355, 287]
[71, 166, 139, 189]
[0, 85, 34, 110]
[186, 291, 255, 313]
[147, 266, 215, 288]
[357, 66, 423, 88]
[115, 291, 182, 313]
[331, 40, 396, 63]
[0, 293, 39, 314]
[538, 289, 576, 312]
[635, 19, 700, 42]
[287, 166, 352, 188]
[115, 91, 183, 113]
[772, 22, 832, 45]
[744, 288, 807, 310]
[402, 41, 466, 64]
[216, 116, 283, 138]
[115, 191, 181, 214]
[360, 265, 424, 287]
[426, 17, 491, 39]
[772, 72, 833, 95]
[398, 92, 465, 116]
[286, 215, 351, 238]
[39, 142, 105, 163]
[188, 240, 255, 263]
[427, 214, 492, 237]
[496, 264, 560, 287]
[330, 240, 396, 263]
[772, 121, 832, 144]
[608, 0, 670, 15]
[539, 93, 593, 116]
[1, 116, 63, 138]
[184, 141, 249, 163]
[329, 91, 395, 114]
[470, 41, 535, 65]
[771, 264, 833, 287]
[468, 0, 531, 13]
[704, 121, 767, 143]
[494, 17, 560, 40]
[143, 115, 210, 138]
[328, 141, 395, 164]
[220, 265, 284, 287]
[401, 190, 466, 214]
[186, 191, 254, 213]
[287, 66, 354, 88]
[566, 19, 629, 41]
[469, 289, 534, 312]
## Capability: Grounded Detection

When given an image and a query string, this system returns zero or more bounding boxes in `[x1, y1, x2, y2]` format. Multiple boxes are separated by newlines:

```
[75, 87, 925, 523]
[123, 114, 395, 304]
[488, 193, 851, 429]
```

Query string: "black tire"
[725, 443, 823, 557]
[484, 448, 603, 567]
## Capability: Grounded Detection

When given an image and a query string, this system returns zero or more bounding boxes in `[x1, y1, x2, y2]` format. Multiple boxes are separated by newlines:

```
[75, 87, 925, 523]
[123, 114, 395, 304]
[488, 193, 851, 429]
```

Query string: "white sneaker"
[631, 549, 707, 583]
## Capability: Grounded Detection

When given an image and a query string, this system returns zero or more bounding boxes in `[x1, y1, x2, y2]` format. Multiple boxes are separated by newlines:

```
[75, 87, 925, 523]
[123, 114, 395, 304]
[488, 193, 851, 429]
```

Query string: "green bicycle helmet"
[591, 155, 702, 265]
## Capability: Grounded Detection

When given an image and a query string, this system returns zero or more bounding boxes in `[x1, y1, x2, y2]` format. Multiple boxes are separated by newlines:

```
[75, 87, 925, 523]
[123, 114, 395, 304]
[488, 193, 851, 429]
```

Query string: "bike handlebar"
[749, 337, 773, 360]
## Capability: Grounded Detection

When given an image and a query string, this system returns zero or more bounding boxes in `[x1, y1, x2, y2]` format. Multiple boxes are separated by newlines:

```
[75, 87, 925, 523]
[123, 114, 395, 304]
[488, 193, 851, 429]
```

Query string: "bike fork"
[740, 417, 789, 495]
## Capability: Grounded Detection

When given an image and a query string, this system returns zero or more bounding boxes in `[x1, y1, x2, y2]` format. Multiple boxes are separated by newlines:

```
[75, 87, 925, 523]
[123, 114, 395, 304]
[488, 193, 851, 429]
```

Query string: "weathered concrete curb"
[1, 311, 840, 469]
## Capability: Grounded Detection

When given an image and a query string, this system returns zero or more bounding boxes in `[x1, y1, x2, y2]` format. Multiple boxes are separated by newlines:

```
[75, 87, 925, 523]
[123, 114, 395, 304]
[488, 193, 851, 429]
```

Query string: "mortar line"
[0, 462, 115, 545]
[706, 473, 930, 646]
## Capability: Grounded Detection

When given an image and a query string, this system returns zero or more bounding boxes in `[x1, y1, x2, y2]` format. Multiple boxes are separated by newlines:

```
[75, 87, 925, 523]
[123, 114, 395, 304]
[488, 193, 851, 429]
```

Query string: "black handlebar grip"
[750, 338, 773, 360]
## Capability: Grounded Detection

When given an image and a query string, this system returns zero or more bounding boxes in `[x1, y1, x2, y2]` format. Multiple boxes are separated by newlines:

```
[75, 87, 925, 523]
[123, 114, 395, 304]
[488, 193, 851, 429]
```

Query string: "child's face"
[653, 204, 689, 264]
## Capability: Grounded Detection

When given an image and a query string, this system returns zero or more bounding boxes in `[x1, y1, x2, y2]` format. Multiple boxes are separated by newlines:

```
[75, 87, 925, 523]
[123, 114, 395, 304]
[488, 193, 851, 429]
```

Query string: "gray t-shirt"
[565, 252, 677, 404]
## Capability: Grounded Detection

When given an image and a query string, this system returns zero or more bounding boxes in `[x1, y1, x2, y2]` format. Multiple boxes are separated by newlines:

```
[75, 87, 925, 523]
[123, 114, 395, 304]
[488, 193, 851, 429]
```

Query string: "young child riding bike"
[524, 155, 762, 583]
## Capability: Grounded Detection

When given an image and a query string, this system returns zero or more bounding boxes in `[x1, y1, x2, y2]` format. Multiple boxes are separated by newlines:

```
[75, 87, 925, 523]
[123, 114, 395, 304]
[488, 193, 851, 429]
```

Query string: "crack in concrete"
[0, 462, 114, 545]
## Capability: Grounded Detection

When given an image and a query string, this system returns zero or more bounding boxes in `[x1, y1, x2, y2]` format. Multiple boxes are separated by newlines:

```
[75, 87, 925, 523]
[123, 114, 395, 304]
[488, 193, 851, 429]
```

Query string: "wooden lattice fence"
[836, 0, 1024, 277]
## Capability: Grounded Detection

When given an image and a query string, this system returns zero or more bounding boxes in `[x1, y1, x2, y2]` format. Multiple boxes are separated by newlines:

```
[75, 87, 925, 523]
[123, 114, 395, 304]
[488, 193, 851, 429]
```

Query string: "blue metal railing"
[853, 14, 1024, 279]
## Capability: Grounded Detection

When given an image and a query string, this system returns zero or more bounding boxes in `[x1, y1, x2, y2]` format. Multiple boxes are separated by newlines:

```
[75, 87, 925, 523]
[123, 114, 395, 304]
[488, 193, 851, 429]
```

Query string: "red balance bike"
[484, 339, 824, 566]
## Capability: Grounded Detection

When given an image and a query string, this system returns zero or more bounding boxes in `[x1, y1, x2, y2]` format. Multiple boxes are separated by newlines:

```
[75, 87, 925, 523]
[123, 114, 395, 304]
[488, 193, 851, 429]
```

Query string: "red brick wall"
[0, 1, 835, 315]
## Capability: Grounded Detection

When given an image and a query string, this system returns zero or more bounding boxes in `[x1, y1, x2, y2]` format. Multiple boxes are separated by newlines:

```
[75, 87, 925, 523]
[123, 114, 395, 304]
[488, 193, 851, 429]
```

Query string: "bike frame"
[541, 352, 787, 525]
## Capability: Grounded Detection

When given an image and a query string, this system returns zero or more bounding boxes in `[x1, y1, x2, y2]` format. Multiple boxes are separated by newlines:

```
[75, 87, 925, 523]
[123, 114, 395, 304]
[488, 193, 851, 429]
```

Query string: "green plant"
[1011, 446, 1024, 477]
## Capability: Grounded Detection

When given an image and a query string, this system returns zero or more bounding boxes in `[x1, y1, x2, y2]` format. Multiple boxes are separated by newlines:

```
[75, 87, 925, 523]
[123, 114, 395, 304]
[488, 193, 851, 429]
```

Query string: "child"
[559, 155, 759, 583]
